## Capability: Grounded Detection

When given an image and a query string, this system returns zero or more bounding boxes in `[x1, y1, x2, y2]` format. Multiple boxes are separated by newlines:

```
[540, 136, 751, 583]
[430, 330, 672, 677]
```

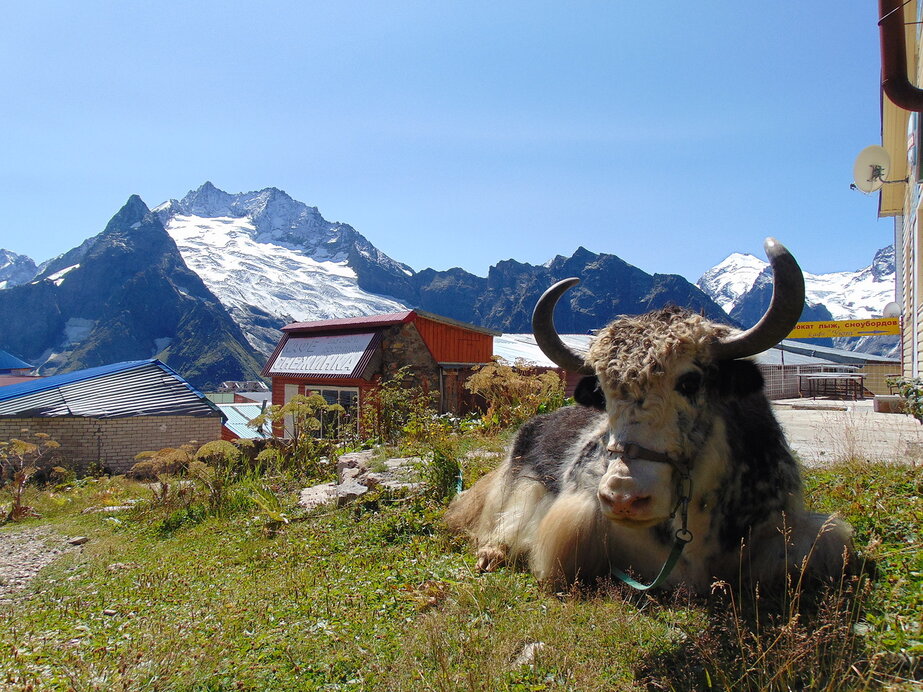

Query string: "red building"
[261, 310, 499, 436]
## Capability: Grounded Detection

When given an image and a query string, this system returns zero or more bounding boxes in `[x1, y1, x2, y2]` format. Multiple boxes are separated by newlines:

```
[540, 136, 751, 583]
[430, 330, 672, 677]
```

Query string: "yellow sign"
[787, 318, 900, 339]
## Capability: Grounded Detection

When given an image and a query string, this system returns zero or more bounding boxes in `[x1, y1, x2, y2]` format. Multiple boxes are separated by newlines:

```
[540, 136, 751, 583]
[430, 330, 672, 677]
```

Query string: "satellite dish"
[852, 145, 892, 193]
[883, 301, 901, 318]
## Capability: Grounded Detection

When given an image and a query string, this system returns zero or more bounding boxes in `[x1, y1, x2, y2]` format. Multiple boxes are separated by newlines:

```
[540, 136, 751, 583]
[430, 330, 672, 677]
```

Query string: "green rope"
[610, 472, 694, 591]
[609, 530, 692, 591]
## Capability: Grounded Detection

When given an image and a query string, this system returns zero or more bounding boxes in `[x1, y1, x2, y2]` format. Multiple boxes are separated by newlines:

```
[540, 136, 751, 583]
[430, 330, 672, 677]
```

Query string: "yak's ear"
[716, 359, 764, 398]
[574, 376, 606, 410]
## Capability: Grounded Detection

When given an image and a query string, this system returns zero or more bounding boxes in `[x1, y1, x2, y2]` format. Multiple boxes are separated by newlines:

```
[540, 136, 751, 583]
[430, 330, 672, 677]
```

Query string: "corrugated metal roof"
[0, 360, 223, 419]
[282, 312, 415, 333]
[281, 310, 501, 337]
[0, 350, 33, 371]
[495, 335, 897, 369]
[218, 403, 271, 439]
[775, 340, 899, 365]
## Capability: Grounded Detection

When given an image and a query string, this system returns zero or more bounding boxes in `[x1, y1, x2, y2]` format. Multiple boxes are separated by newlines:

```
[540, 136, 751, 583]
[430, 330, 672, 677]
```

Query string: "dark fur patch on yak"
[574, 376, 606, 410]
[509, 405, 605, 495]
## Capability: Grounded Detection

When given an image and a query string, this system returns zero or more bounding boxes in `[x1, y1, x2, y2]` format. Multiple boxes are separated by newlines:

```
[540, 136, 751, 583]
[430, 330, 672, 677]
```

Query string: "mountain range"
[0, 183, 898, 389]
[697, 245, 898, 356]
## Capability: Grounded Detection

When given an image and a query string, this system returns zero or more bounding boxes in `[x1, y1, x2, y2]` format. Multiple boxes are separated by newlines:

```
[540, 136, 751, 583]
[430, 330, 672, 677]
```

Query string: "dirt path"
[0, 525, 80, 604]
[772, 400, 923, 466]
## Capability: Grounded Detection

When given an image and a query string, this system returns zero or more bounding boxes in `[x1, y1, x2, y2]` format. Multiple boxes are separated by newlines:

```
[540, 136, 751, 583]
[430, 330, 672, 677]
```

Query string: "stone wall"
[379, 324, 441, 396]
[0, 415, 222, 475]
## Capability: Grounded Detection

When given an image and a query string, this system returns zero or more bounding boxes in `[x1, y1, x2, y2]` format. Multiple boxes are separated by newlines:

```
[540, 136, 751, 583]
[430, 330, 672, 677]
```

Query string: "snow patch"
[164, 213, 408, 353]
[494, 333, 592, 368]
[46, 264, 80, 287]
[153, 337, 173, 354]
[64, 318, 95, 345]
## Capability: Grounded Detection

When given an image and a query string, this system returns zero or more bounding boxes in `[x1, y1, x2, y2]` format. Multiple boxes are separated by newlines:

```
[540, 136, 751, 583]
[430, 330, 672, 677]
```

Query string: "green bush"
[887, 376, 922, 423]
[248, 394, 343, 482]
[361, 366, 439, 448]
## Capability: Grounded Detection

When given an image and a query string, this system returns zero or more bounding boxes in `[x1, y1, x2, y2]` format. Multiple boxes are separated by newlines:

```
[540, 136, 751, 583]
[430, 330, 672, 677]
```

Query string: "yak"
[446, 238, 855, 595]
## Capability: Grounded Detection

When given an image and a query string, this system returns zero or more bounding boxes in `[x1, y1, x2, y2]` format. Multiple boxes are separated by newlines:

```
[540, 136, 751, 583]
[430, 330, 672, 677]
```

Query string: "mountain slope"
[0, 196, 264, 390]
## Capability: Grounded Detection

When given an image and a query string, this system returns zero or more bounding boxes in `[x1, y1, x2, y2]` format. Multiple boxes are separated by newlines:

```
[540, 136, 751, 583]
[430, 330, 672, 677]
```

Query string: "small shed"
[262, 310, 499, 436]
[0, 359, 224, 475]
[0, 349, 33, 375]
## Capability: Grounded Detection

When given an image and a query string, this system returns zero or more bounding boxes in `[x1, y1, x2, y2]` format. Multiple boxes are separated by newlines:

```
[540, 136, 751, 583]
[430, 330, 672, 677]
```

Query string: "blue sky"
[1, 2, 891, 283]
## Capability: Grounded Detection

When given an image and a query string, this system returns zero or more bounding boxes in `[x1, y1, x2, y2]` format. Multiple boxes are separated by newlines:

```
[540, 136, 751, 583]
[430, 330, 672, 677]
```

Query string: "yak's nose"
[598, 476, 652, 519]
[599, 491, 652, 519]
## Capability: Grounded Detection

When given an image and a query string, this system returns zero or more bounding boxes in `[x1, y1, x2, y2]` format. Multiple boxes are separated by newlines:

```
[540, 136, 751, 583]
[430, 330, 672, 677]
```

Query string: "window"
[312, 387, 359, 439]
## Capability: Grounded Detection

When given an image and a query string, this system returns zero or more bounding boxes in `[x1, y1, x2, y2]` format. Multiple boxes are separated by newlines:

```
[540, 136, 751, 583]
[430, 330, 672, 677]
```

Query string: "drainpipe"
[880, 0, 923, 111]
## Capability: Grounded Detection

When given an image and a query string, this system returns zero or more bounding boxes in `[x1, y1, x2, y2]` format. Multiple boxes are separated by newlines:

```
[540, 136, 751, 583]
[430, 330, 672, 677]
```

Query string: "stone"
[512, 641, 546, 667]
[335, 479, 370, 506]
[299, 484, 338, 510]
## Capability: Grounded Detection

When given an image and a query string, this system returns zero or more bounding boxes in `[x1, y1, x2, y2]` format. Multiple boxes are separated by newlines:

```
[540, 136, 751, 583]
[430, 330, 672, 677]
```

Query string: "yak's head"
[532, 238, 804, 527]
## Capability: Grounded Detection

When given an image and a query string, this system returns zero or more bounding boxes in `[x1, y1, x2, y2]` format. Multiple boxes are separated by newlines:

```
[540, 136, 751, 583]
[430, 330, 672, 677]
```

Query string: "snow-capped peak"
[696, 252, 767, 313]
[0, 249, 38, 289]
[155, 184, 413, 356]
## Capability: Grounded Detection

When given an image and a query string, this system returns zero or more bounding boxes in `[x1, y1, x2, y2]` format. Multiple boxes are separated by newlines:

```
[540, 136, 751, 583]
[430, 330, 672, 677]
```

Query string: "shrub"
[464, 358, 566, 430]
[887, 376, 922, 423]
[248, 394, 343, 481]
[419, 437, 462, 501]
[128, 443, 197, 480]
[361, 367, 439, 447]
[0, 431, 61, 522]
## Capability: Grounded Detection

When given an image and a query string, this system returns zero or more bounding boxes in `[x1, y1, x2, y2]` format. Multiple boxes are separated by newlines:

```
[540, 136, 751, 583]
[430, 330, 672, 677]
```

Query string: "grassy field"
[0, 445, 921, 690]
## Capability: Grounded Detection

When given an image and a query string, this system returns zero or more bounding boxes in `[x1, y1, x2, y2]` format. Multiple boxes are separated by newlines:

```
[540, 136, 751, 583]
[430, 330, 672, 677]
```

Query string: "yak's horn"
[532, 277, 595, 375]
[711, 237, 805, 361]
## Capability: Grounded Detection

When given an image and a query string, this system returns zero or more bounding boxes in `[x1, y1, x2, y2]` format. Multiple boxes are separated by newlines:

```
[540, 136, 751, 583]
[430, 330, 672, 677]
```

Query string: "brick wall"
[0, 415, 223, 475]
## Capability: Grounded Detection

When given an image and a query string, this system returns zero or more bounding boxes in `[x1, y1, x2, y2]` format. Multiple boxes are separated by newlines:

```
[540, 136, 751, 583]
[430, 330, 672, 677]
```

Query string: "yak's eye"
[675, 371, 702, 399]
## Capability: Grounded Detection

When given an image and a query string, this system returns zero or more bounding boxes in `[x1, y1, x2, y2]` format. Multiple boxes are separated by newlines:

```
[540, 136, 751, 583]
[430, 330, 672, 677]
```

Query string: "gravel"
[0, 525, 80, 604]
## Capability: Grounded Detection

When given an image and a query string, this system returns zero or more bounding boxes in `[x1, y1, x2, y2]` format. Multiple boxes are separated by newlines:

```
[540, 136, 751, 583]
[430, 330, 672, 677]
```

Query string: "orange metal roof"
[281, 310, 500, 336]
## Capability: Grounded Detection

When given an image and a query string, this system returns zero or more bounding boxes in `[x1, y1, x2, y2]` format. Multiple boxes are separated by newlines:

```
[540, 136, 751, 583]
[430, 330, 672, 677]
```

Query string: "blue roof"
[0, 360, 152, 401]
[0, 350, 33, 372]
[217, 403, 271, 439]
[0, 359, 223, 419]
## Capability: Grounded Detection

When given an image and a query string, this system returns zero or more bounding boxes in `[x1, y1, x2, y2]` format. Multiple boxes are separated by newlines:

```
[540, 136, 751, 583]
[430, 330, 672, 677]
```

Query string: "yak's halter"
[606, 442, 693, 591]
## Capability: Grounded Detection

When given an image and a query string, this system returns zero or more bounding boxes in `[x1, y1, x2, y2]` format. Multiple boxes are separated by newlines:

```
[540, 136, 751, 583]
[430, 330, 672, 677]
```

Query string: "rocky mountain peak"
[871, 245, 895, 281]
[105, 195, 150, 233]
[0, 250, 37, 289]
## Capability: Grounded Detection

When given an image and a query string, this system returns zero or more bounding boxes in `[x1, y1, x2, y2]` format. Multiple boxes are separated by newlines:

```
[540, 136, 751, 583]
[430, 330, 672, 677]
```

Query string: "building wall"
[0, 415, 222, 475]
[413, 316, 494, 363]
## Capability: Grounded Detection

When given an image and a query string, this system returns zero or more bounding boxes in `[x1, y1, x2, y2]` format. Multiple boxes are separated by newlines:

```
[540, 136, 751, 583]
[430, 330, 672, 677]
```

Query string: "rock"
[513, 641, 546, 667]
[299, 484, 338, 510]
[300, 452, 424, 511]
[335, 479, 370, 506]
[68, 536, 89, 546]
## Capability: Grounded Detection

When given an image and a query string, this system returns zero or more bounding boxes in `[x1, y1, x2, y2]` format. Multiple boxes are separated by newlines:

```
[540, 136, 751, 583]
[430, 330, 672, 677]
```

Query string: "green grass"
[0, 457, 920, 690]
